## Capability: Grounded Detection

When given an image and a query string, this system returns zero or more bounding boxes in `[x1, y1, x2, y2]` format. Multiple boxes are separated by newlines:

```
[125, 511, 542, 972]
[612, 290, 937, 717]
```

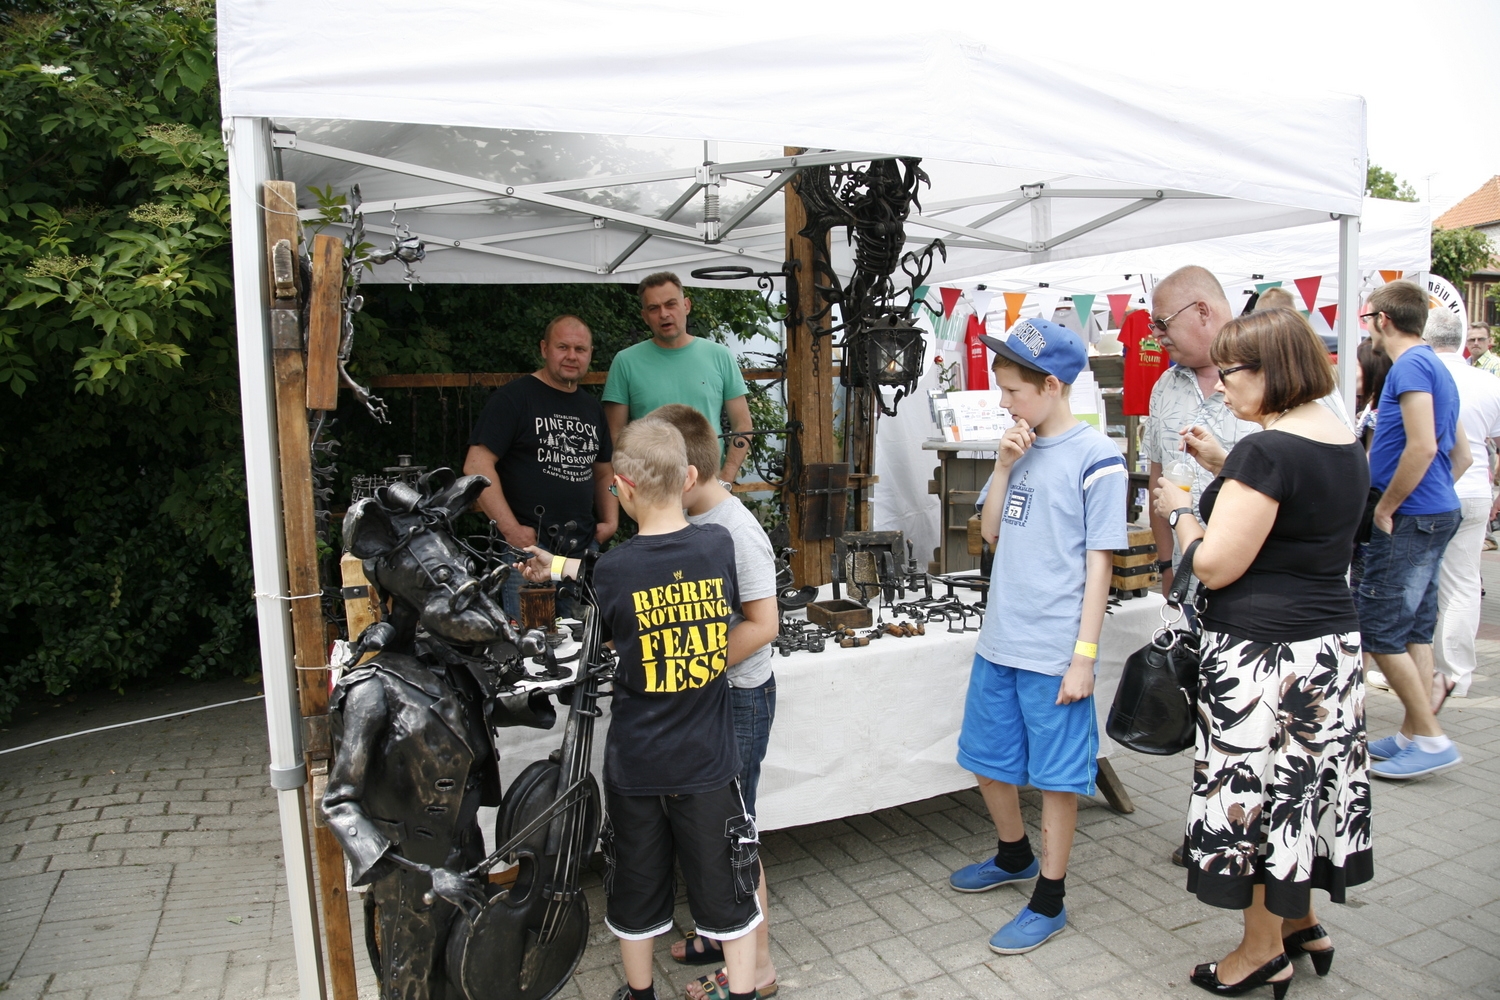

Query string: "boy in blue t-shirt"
[949, 318, 1127, 955]
[1359, 280, 1471, 780]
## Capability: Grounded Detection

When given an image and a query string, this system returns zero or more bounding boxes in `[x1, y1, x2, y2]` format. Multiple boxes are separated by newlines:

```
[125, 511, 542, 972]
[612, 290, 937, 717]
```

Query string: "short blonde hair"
[645, 404, 720, 482]
[614, 418, 689, 507]
[1253, 287, 1297, 312]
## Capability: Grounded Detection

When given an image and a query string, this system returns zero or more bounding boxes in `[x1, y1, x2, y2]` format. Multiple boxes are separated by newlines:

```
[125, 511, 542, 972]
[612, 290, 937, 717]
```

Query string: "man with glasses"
[1359, 281, 1471, 779]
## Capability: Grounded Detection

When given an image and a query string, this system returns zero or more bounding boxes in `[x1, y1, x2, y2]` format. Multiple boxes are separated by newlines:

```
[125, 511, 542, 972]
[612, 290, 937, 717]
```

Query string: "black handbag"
[1105, 540, 1202, 755]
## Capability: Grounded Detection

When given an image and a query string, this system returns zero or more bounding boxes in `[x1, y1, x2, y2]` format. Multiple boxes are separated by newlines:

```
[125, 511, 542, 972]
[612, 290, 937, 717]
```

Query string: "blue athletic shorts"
[957, 654, 1098, 795]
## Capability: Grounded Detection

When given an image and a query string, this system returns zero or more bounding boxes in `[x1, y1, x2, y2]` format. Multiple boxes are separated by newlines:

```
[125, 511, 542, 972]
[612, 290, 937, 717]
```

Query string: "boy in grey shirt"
[646, 404, 780, 1000]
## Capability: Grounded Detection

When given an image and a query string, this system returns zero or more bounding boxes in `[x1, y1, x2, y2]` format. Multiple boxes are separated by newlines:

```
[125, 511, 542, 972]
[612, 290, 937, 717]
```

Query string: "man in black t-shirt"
[463, 315, 616, 618]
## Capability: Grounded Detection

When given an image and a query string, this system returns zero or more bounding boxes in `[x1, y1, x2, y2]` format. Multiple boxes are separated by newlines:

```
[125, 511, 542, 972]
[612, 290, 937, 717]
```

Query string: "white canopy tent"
[216, 5, 1368, 997]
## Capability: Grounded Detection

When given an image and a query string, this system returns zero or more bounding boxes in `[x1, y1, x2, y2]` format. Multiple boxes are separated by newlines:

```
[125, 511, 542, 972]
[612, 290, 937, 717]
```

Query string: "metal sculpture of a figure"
[323, 469, 557, 1000]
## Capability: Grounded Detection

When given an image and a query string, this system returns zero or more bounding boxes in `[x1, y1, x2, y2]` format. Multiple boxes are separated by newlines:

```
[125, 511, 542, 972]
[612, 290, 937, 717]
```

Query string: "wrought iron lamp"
[842, 315, 926, 416]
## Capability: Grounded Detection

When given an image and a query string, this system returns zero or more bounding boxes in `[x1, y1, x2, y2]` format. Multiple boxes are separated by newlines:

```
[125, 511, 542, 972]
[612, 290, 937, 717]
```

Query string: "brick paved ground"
[5, 563, 1500, 1000]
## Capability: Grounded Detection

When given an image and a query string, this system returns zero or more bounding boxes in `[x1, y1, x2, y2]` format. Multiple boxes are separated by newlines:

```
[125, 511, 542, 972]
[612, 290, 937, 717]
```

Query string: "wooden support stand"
[262, 181, 359, 1000]
[784, 150, 838, 587]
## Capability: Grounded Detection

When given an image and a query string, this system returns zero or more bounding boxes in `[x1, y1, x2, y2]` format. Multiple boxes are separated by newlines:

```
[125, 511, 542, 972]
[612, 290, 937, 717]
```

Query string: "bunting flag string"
[1254, 280, 1282, 296]
[939, 286, 964, 319]
[913, 284, 938, 318]
[1072, 293, 1096, 330]
[1030, 291, 1062, 326]
[1379, 270, 1403, 283]
[1107, 293, 1131, 328]
[1294, 276, 1322, 311]
[1319, 304, 1338, 329]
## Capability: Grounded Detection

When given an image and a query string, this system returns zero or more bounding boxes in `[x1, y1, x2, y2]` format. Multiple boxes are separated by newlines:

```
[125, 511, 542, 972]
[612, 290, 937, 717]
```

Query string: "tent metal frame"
[276, 128, 1237, 278]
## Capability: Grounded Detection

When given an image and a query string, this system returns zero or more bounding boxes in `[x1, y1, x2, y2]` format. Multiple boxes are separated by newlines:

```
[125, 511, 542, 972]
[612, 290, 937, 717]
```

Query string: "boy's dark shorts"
[601, 780, 762, 941]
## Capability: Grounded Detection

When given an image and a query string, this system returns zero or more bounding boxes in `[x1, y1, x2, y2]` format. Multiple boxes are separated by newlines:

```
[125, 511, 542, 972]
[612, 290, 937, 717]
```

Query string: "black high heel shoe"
[1189, 953, 1293, 998]
[1282, 924, 1335, 976]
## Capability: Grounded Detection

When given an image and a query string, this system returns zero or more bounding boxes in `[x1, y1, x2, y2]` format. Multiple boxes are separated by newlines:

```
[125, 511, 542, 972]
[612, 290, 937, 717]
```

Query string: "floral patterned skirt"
[1183, 630, 1374, 918]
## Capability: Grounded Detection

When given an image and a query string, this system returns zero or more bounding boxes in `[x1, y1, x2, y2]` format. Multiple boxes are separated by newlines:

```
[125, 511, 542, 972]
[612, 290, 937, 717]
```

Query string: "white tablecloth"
[490, 590, 1167, 832]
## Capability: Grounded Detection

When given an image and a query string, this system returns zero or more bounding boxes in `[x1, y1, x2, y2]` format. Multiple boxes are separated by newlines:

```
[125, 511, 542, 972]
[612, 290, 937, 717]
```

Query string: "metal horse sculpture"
[324, 468, 594, 1000]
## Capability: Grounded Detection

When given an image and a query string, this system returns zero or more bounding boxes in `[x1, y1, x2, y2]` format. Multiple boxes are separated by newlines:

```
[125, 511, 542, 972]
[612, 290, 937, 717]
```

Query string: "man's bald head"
[1150, 266, 1232, 371]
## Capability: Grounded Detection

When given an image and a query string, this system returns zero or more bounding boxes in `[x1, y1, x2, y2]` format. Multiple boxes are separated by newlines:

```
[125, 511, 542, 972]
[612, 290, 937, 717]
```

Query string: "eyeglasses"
[1150, 301, 1202, 334]
[1217, 363, 1258, 382]
[607, 473, 637, 498]
[1359, 311, 1382, 323]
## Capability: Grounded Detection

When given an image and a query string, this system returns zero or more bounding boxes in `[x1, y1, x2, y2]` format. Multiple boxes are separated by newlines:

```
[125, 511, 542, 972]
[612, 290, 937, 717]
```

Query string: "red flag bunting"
[1319, 304, 1338, 328]
[939, 287, 963, 319]
[1294, 276, 1322, 311]
[1107, 293, 1131, 328]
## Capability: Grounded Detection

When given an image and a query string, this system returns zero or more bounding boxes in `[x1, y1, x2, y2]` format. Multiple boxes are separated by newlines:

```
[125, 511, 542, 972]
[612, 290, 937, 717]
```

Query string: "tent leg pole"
[226, 114, 328, 1000]
[1337, 214, 1360, 418]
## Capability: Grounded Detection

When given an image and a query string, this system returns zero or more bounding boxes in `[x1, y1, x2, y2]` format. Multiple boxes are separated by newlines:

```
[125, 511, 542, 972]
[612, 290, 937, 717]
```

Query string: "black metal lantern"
[842, 315, 926, 415]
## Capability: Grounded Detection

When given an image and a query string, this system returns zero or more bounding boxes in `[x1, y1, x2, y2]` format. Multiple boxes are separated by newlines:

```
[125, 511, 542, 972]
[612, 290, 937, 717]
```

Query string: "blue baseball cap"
[978, 317, 1088, 385]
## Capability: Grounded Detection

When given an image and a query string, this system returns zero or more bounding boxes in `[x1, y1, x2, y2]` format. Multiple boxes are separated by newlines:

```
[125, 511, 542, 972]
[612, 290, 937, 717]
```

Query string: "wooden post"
[262, 182, 360, 1000]
[783, 150, 838, 588]
[306, 234, 343, 411]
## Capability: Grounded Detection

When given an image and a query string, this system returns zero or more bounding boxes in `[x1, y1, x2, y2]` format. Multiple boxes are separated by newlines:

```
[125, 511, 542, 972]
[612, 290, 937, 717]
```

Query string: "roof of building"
[1436, 176, 1500, 230]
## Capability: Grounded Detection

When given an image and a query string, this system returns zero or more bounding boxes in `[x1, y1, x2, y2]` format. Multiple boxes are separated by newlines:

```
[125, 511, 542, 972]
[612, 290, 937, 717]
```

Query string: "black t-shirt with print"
[594, 523, 741, 796]
[468, 375, 612, 555]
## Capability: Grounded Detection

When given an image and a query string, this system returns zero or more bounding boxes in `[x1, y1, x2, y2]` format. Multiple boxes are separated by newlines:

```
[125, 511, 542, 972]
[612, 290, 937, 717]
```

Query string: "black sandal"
[671, 931, 724, 966]
[1282, 924, 1335, 977]
[1189, 953, 1292, 997]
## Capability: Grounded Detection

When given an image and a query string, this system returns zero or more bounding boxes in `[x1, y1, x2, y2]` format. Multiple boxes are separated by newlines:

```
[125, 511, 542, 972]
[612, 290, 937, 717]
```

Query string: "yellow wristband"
[550, 554, 568, 581]
[1074, 640, 1098, 659]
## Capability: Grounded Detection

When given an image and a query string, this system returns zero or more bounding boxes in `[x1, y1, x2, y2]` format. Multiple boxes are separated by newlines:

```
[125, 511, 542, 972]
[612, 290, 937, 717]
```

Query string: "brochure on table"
[930, 375, 1105, 442]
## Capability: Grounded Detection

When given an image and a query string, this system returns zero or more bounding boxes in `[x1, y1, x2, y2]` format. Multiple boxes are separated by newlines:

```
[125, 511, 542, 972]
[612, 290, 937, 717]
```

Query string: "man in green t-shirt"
[603, 272, 752, 485]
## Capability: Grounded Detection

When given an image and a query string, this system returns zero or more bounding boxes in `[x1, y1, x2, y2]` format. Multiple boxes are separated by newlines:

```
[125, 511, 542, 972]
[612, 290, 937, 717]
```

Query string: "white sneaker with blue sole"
[948, 856, 1040, 893]
[989, 906, 1067, 954]
[1370, 741, 1461, 780]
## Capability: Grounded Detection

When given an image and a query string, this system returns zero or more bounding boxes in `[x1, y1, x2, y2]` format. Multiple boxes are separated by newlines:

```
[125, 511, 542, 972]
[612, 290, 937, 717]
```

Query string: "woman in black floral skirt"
[1153, 308, 1371, 998]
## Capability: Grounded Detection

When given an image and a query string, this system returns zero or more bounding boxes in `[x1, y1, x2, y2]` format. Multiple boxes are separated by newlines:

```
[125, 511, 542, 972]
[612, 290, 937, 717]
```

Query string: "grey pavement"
[6, 561, 1500, 1000]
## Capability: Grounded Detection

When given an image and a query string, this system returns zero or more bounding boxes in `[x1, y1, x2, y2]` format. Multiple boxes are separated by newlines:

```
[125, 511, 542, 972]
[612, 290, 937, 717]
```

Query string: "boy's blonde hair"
[646, 404, 720, 482]
[614, 418, 690, 506]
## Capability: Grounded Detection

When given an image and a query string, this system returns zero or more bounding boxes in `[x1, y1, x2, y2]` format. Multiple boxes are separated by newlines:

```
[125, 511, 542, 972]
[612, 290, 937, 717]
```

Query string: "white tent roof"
[219, 1, 1367, 286]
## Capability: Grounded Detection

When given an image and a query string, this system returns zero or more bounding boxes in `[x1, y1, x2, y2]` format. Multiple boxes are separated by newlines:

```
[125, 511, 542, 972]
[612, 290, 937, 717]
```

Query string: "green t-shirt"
[602, 337, 748, 437]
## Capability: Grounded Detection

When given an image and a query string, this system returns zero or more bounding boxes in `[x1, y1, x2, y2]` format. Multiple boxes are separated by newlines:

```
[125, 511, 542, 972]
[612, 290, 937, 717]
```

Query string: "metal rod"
[1337, 213, 1360, 417]
[1040, 196, 1160, 250]
[605, 181, 703, 273]
[716, 169, 799, 240]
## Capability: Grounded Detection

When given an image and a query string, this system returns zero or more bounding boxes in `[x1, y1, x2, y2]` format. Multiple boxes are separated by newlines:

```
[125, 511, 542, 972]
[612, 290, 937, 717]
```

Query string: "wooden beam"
[306, 235, 343, 411]
[263, 182, 360, 1000]
[783, 151, 838, 587]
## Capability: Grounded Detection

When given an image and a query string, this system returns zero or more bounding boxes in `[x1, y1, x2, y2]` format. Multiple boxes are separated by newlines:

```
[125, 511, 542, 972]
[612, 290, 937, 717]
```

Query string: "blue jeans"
[731, 676, 776, 820]
[1357, 509, 1462, 654]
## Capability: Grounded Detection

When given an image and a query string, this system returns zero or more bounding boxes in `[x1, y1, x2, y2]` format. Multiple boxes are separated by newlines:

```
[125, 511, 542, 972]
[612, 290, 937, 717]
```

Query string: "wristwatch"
[1168, 507, 1194, 528]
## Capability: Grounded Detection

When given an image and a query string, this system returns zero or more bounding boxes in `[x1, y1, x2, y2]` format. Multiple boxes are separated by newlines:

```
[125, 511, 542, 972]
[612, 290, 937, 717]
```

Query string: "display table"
[492, 589, 1168, 833]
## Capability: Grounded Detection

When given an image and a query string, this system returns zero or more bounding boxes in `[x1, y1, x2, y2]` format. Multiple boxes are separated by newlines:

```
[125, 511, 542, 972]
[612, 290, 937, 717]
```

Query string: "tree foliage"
[1431, 226, 1496, 289]
[1366, 162, 1418, 202]
[0, 2, 779, 720]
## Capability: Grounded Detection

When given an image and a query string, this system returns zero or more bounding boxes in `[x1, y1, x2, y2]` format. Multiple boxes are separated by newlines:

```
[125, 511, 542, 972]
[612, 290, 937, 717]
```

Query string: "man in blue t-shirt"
[1359, 281, 1473, 780]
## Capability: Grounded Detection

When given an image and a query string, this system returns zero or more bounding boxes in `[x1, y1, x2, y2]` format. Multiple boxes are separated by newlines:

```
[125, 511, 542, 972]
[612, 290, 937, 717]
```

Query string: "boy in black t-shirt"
[521, 418, 761, 1000]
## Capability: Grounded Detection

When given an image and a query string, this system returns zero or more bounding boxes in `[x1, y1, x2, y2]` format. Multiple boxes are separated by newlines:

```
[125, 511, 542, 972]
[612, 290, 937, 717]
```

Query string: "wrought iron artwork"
[324, 469, 597, 1000]
[792, 158, 946, 416]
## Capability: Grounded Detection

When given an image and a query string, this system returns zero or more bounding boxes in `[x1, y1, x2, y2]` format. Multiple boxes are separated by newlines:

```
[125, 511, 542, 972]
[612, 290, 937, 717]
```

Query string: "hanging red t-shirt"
[1120, 309, 1168, 415]
[964, 313, 991, 391]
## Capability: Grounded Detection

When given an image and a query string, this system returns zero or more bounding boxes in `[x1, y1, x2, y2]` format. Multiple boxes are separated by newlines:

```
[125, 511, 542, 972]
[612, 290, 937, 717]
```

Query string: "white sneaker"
[1367, 669, 1389, 690]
